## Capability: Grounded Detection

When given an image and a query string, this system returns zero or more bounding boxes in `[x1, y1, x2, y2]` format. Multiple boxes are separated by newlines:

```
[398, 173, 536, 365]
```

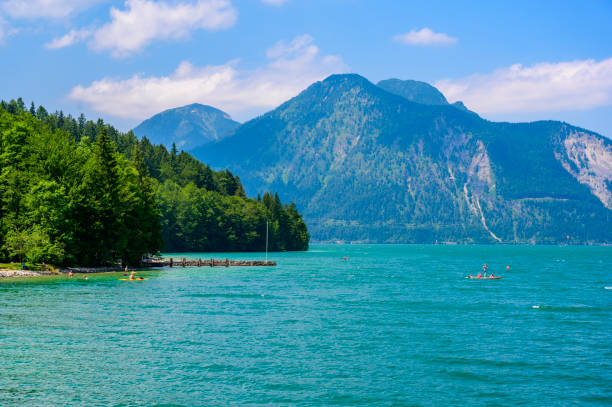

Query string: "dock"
[142, 258, 276, 267]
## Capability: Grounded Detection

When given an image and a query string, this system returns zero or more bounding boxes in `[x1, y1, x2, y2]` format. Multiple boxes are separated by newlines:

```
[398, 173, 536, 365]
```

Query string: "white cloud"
[45, 28, 92, 49]
[0, 16, 18, 43]
[393, 28, 457, 46]
[1, 0, 104, 19]
[266, 34, 315, 61]
[261, 0, 288, 5]
[87, 0, 236, 57]
[435, 58, 612, 114]
[68, 34, 347, 120]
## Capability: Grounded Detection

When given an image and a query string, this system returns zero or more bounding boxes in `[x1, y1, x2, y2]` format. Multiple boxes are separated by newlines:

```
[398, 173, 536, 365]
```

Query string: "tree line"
[0, 98, 309, 267]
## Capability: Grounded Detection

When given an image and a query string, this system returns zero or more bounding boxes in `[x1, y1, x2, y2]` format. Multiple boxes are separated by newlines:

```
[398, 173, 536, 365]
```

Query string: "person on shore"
[125, 265, 129, 273]
[68, 271, 73, 278]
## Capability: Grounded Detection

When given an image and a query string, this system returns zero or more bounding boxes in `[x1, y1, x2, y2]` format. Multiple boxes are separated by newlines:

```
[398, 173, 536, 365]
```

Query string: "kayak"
[118, 278, 148, 281]
[466, 276, 501, 279]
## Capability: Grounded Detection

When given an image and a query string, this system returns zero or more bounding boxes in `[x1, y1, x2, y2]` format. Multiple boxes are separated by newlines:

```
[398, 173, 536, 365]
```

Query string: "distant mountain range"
[132, 103, 239, 151]
[147, 75, 612, 243]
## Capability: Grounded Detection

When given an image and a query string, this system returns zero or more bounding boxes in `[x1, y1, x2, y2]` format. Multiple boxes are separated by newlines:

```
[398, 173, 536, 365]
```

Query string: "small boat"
[466, 276, 501, 279]
[118, 278, 148, 281]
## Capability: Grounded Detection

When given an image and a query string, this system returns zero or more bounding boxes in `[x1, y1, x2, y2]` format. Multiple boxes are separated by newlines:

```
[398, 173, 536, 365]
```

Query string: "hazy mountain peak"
[377, 78, 449, 105]
[322, 73, 372, 85]
[133, 103, 240, 151]
[303, 74, 388, 99]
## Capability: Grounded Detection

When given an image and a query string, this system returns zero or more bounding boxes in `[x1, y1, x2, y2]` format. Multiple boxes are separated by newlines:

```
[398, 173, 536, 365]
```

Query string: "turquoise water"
[1, 244, 611, 406]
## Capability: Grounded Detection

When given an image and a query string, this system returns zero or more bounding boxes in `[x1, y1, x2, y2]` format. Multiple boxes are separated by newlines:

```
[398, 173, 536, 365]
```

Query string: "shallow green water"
[1, 245, 611, 406]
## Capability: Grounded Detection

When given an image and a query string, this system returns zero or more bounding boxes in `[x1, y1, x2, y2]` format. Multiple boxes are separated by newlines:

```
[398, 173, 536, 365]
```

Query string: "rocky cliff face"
[556, 129, 612, 209]
[193, 74, 612, 244]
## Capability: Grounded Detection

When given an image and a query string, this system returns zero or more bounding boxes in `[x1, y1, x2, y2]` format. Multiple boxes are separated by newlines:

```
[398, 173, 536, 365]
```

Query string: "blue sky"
[1, 0, 611, 136]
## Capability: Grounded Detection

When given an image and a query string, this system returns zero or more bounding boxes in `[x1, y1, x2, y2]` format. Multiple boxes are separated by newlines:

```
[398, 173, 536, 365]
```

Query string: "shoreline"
[0, 257, 277, 279]
[0, 266, 156, 279]
[0, 269, 54, 278]
[0, 268, 154, 281]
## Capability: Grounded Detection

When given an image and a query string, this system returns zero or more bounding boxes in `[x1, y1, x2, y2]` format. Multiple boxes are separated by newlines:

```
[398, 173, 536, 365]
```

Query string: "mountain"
[192, 74, 612, 244]
[132, 103, 240, 151]
[377, 78, 477, 116]
[377, 78, 449, 105]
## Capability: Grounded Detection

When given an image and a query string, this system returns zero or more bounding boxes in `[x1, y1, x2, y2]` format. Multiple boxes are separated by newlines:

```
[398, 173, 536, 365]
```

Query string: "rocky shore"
[0, 269, 52, 278]
[0, 257, 276, 279]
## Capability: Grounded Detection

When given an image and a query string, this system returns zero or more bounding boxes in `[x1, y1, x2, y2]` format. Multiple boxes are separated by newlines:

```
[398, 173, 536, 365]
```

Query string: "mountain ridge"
[133, 103, 240, 152]
[192, 73, 612, 243]
[377, 78, 449, 105]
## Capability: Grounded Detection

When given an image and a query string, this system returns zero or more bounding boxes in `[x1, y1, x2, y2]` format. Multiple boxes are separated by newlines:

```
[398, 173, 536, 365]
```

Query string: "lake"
[1, 244, 610, 406]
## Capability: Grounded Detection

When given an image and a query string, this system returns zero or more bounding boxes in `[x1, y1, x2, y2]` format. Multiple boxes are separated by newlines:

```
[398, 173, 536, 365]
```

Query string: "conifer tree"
[72, 126, 123, 265]
[0, 100, 310, 264]
[120, 146, 162, 265]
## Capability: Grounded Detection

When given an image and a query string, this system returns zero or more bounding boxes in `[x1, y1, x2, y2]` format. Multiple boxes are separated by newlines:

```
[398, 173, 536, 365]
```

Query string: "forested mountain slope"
[193, 74, 612, 244]
[0, 99, 308, 267]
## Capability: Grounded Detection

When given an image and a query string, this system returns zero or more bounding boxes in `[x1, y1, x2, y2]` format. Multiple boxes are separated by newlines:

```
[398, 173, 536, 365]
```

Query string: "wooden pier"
[142, 258, 276, 268]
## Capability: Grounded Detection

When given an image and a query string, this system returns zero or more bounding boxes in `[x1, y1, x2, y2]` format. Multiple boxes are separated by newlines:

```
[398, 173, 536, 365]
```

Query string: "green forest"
[0, 98, 309, 267]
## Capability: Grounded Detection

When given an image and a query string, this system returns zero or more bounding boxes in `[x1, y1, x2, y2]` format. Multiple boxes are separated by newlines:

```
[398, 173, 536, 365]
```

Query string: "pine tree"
[16, 98, 25, 112]
[234, 176, 246, 197]
[72, 126, 123, 265]
[120, 146, 162, 265]
[78, 113, 86, 136]
[36, 106, 48, 121]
